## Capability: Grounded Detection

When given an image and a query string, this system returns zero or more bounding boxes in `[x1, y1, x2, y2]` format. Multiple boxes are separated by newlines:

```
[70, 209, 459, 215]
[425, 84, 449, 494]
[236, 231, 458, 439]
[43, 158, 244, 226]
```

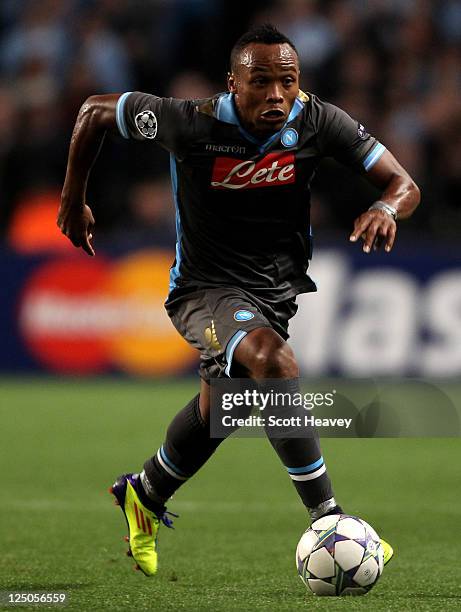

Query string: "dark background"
[0, 0, 460, 247]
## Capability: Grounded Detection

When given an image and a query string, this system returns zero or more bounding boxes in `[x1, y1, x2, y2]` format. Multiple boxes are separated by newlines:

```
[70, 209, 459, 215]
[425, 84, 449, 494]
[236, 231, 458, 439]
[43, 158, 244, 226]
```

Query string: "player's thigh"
[165, 287, 272, 380]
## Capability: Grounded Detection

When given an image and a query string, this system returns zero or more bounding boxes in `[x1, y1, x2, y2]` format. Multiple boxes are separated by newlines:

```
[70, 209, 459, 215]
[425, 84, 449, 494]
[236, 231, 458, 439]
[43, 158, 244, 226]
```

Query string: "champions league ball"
[296, 514, 384, 596]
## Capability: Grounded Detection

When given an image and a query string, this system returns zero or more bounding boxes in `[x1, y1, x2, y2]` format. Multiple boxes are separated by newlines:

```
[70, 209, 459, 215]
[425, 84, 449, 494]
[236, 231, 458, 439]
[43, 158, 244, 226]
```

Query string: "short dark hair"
[230, 24, 298, 72]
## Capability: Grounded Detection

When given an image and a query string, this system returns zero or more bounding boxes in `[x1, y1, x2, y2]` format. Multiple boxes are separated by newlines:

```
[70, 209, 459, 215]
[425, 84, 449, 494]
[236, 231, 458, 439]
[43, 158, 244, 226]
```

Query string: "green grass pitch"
[0, 378, 460, 611]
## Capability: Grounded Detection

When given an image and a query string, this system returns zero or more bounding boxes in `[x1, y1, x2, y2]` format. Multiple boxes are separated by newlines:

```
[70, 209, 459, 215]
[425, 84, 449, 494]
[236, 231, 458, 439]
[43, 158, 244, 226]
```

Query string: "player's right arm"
[58, 94, 120, 256]
[59, 92, 194, 256]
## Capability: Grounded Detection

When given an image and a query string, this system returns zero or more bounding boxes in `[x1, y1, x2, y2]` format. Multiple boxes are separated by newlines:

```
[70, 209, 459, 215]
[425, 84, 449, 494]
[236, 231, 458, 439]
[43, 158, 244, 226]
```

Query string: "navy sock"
[263, 379, 336, 510]
[134, 474, 166, 516]
[142, 394, 223, 504]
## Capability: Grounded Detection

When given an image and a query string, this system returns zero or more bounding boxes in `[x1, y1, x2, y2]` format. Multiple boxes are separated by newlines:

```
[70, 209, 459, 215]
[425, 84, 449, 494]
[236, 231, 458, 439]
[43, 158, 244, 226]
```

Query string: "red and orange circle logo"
[19, 250, 197, 375]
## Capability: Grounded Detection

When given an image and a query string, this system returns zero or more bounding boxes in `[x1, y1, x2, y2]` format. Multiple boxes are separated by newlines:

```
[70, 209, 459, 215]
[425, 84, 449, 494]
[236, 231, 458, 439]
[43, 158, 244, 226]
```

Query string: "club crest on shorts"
[281, 128, 298, 148]
[234, 310, 254, 322]
[135, 110, 157, 139]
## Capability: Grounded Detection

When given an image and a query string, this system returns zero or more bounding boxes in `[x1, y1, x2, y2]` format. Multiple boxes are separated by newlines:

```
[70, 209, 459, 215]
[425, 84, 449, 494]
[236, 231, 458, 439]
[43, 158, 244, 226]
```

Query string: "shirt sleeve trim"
[363, 142, 386, 171]
[116, 91, 132, 139]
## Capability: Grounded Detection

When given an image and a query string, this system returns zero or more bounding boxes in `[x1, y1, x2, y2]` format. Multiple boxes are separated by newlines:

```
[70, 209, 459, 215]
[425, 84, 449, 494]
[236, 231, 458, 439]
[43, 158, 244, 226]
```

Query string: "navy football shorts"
[165, 287, 298, 381]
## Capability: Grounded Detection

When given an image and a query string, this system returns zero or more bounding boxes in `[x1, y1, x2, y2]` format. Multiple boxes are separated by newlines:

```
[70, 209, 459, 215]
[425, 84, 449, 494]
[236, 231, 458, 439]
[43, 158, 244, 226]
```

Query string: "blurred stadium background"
[1, 3, 460, 609]
[1, 0, 460, 379]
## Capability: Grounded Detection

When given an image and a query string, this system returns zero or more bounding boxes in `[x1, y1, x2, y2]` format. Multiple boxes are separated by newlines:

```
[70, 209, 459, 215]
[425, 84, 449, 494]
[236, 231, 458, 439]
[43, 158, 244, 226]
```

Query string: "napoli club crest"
[234, 310, 254, 321]
[281, 128, 298, 148]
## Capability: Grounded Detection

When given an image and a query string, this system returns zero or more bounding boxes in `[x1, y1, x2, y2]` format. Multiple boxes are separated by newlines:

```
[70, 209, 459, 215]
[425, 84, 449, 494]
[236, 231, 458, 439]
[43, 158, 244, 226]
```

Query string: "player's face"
[228, 43, 300, 137]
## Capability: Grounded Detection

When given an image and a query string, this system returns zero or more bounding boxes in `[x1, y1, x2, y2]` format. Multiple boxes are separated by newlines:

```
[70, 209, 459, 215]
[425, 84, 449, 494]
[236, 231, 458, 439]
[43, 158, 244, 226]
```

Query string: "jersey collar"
[215, 92, 305, 152]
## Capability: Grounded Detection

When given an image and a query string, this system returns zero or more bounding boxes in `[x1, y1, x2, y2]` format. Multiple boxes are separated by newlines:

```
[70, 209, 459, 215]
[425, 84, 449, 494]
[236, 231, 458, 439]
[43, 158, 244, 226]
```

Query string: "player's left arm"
[349, 150, 421, 253]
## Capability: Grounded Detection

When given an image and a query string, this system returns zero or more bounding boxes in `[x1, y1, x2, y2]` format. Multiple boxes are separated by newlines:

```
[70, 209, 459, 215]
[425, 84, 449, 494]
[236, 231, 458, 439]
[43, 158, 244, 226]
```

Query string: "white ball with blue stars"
[296, 514, 384, 596]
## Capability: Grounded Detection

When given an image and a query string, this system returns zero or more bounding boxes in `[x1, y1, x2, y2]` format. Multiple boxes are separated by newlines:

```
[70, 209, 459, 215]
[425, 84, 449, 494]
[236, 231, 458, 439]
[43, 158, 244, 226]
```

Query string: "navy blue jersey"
[116, 90, 386, 301]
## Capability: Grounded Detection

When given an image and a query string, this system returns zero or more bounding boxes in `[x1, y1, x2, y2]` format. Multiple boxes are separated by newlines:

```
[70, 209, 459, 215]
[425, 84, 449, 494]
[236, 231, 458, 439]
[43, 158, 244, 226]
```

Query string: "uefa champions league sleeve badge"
[135, 110, 158, 139]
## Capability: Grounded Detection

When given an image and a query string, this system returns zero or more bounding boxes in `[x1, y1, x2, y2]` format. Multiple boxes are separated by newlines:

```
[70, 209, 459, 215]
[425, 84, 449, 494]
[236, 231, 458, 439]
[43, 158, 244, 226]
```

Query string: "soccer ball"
[296, 514, 384, 596]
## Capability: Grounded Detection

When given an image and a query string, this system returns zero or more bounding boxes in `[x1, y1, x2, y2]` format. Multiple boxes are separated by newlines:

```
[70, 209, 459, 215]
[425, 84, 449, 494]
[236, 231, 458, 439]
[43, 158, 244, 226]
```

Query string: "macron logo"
[211, 153, 295, 190]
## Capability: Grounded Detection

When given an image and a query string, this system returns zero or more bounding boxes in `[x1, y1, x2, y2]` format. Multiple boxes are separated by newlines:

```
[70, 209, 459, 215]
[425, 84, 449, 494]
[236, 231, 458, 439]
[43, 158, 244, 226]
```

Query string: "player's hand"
[349, 209, 396, 253]
[57, 203, 95, 256]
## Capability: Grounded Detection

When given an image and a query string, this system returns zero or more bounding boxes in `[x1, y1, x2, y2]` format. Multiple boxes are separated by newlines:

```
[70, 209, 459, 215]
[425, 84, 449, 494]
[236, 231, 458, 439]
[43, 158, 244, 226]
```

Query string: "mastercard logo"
[18, 250, 197, 375]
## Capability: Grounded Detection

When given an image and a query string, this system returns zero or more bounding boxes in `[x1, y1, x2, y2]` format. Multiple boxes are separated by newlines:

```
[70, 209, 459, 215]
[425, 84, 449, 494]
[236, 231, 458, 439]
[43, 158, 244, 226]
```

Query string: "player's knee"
[258, 343, 299, 378]
[234, 328, 299, 378]
[251, 339, 299, 379]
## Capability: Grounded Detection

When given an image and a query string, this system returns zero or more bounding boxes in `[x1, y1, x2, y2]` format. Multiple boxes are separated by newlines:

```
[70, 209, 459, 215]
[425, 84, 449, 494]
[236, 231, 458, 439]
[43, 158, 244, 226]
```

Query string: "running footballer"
[58, 25, 420, 576]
